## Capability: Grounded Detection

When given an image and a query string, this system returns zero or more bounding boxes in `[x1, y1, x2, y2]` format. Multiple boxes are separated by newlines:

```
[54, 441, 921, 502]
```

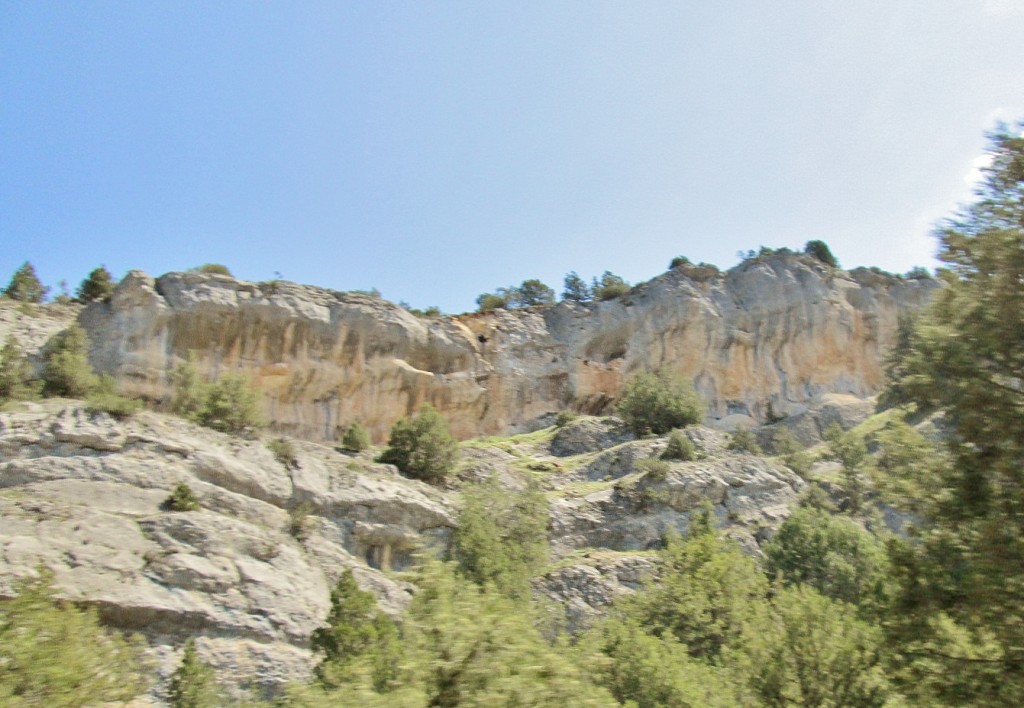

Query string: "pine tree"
[75, 266, 115, 303]
[3, 261, 49, 302]
[562, 271, 592, 302]
[167, 639, 224, 708]
[0, 335, 33, 401]
[341, 421, 371, 452]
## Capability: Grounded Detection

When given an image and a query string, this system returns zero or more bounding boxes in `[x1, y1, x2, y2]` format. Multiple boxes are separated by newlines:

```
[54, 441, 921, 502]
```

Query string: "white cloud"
[983, 0, 1024, 17]
[963, 153, 993, 187]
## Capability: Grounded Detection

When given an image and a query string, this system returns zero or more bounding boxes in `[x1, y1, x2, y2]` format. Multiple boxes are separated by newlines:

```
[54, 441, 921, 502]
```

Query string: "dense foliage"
[0, 572, 147, 706]
[881, 123, 1024, 705]
[167, 639, 226, 708]
[340, 421, 371, 452]
[169, 353, 264, 433]
[75, 266, 114, 303]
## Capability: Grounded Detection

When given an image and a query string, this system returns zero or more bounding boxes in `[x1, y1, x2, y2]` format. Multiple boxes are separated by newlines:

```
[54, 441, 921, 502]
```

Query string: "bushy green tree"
[191, 263, 232, 276]
[451, 476, 549, 601]
[771, 427, 812, 477]
[0, 571, 148, 706]
[804, 239, 839, 268]
[85, 374, 141, 419]
[341, 421, 371, 452]
[378, 404, 458, 484]
[727, 427, 762, 455]
[733, 585, 891, 707]
[198, 372, 263, 433]
[75, 266, 114, 303]
[882, 123, 1024, 705]
[170, 353, 207, 420]
[0, 335, 34, 401]
[167, 639, 225, 708]
[617, 368, 704, 436]
[562, 271, 592, 302]
[3, 261, 49, 302]
[764, 507, 889, 608]
[41, 324, 98, 398]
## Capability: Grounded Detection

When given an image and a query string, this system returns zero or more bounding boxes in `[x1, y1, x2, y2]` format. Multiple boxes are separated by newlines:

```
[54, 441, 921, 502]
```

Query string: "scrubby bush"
[288, 502, 314, 541]
[592, 271, 630, 301]
[76, 266, 115, 303]
[378, 404, 458, 484]
[86, 375, 141, 419]
[3, 261, 48, 302]
[191, 263, 232, 276]
[804, 240, 839, 268]
[475, 292, 507, 312]
[267, 437, 298, 468]
[169, 354, 263, 434]
[617, 368, 704, 436]
[197, 373, 263, 433]
[636, 458, 671, 482]
[341, 421, 371, 452]
[163, 482, 200, 512]
[554, 409, 577, 428]
[728, 428, 762, 454]
[662, 429, 696, 461]
[669, 255, 691, 269]
[771, 427, 811, 477]
[41, 324, 98, 398]
[0, 335, 34, 402]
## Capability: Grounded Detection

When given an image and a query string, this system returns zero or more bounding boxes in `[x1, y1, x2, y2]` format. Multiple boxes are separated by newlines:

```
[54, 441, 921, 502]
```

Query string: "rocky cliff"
[78, 253, 936, 444]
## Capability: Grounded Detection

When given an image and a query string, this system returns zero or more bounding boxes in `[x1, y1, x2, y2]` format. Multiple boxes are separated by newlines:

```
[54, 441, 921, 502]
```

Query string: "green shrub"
[636, 458, 671, 482]
[86, 375, 141, 419]
[378, 405, 458, 485]
[169, 353, 207, 420]
[771, 428, 811, 477]
[41, 324, 98, 398]
[3, 261, 48, 302]
[191, 263, 232, 276]
[617, 368, 704, 436]
[0, 335, 34, 402]
[341, 421, 371, 452]
[804, 240, 839, 268]
[554, 409, 577, 428]
[662, 429, 696, 461]
[728, 428, 762, 454]
[267, 437, 298, 468]
[669, 255, 691, 269]
[164, 482, 200, 512]
[76, 265, 115, 303]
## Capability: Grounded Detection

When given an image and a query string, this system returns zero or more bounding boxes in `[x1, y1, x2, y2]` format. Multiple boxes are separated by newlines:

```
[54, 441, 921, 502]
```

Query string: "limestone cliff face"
[81, 254, 937, 442]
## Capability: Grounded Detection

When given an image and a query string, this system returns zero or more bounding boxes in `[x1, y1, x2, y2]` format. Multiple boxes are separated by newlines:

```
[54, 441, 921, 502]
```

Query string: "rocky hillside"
[77, 252, 937, 443]
[0, 399, 827, 702]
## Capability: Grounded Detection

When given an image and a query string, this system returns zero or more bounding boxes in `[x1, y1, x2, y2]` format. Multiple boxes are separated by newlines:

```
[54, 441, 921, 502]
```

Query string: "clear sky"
[2, 2, 1022, 313]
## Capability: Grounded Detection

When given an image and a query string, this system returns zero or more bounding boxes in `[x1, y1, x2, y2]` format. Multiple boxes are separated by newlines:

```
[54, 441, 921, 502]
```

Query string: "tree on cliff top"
[3, 262, 49, 303]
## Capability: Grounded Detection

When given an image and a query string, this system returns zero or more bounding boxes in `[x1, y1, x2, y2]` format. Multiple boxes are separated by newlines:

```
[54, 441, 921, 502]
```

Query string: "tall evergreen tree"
[884, 122, 1024, 705]
[3, 262, 49, 302]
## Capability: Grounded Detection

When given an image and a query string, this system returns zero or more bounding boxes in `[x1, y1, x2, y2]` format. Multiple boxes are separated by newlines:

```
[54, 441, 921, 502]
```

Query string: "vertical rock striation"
[80, 253, 937, 442]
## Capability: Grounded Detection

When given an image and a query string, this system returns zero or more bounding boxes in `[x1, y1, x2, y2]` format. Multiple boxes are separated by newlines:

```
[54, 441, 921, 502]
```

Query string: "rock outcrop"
[0, 402, 454, 700]
[78, 254, 937, 443]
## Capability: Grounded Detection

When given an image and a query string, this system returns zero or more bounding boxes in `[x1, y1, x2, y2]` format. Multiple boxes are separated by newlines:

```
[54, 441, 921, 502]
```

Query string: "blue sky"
[2, 2, 1022, 313]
